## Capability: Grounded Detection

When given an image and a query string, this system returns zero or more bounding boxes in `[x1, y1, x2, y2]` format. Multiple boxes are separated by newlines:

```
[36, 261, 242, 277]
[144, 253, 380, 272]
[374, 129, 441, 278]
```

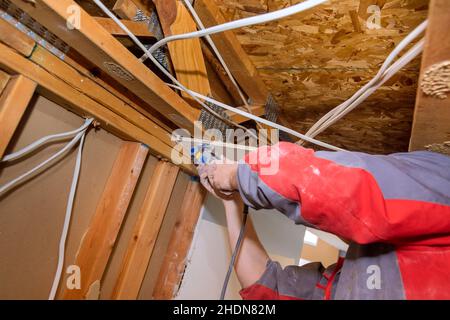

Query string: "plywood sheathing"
[214, 0, 428, 153]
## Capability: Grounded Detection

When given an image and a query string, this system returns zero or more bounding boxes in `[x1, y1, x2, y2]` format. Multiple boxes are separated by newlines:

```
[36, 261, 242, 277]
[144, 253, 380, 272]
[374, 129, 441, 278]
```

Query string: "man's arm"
[206, 142, 450, 246]
[222, 196, 269, 289]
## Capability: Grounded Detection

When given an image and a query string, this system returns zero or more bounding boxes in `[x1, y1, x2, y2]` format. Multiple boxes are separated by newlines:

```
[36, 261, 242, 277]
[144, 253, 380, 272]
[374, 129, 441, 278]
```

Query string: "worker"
[198, 141, 450, 299]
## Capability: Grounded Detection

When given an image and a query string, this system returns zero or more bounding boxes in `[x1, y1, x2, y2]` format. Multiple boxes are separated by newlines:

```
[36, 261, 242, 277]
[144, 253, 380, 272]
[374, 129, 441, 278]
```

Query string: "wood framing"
[194, 0, 270, 104]
[0, 75, 37, 158]
[409, 0, 450, 151]
[0, 18, 35, 57]
[0, 69, 10, 96]
[0, 42, 194, 172]
[61, 142, 149, 299]
[228, 105, 265, 124]
[154, 0, 211, 102]
[11, 0, 200, 131]
[94, 17, 155, 38]
[113, 0, 151, 19]
[112, 161, 179, 300]
[152, 180, 207, 299]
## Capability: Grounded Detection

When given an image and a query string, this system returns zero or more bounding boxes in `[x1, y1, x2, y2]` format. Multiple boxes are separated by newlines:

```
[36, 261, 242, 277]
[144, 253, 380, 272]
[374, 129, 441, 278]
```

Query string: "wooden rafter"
[409, 0, 450, 151]
[194, 0, 270, 105]
[61, 142, 149, 299]
[153, 0, 211, 104]
[11, 0, 200, 131]
[0, 41, 193, 172]
[0, 75, 36, 158]
[94, 17, 155, 38]
[112, 160, 179, 300]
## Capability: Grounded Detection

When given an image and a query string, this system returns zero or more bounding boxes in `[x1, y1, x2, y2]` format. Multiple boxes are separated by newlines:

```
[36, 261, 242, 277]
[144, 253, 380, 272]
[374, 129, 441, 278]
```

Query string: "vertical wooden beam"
[194, 0, 269, 104]
[111, 161, 179, 300]
[409, 0, 450, 151]
[0, 75, 36, 158]
[152, 180, 206, 299]
[61, 142, 149, 299]
[153, 0, 211, 103]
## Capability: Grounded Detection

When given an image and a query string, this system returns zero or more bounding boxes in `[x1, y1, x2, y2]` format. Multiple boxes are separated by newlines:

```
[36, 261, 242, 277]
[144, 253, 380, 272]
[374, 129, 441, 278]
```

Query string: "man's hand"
[198, 160, 239, 199]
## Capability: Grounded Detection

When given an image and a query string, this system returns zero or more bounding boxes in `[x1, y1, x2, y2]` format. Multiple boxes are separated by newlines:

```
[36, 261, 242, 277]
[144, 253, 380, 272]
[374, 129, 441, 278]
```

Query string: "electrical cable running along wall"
[0, 118, 94, 299]
[94, 0, 426, 152]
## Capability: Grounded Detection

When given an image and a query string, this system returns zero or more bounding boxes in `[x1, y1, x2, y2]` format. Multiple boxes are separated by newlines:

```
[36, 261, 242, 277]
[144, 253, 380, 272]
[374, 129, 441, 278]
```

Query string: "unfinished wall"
[0, 95, 123, 299]
[0, 94, 187, 299]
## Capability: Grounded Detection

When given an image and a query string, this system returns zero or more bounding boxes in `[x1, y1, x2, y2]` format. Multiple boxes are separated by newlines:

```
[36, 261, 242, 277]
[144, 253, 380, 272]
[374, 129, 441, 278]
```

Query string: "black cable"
[220, 204, 249, 300]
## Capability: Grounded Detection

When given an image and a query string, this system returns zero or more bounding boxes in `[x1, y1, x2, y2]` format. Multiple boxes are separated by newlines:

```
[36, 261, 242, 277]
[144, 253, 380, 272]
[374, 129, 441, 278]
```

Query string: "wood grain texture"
[0, 75, 36, 158]
[0, 42, 194, 173]
[0, 70, 10, 96]
[154, 0, 211, 102]
[195, 0, 270, 104]
[94, 17, 155, 38]
[214, 0, 429, 154]
[409, 0, 450, 151]
[12, 0, 199, 131]
[61, 142, 148, 299]
[0, 18, 35, 57]
[112, 161, 179, 300]
[152, 180, 207, 299]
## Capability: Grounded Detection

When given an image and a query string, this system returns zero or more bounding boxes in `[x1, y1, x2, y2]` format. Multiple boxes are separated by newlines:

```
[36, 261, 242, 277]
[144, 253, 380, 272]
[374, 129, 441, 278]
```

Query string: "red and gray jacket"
[236, 142, 450, 300]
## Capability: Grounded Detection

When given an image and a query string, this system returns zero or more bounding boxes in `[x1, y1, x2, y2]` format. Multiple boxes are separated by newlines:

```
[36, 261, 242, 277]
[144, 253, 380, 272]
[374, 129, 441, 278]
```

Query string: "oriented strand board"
[214, 0, 428, 153]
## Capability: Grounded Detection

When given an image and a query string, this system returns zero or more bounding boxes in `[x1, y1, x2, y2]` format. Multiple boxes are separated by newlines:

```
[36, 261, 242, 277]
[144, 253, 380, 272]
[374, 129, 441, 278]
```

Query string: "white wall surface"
[175, 194, 306, 300]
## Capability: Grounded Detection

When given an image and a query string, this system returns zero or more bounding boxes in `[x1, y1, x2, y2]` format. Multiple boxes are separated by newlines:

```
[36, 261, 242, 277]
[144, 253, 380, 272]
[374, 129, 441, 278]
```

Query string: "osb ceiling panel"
[213, 0, 429, 154]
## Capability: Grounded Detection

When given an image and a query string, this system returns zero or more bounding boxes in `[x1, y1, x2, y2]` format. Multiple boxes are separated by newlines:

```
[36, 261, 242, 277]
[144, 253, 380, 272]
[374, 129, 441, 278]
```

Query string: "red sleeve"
[237, 142, 450, 246]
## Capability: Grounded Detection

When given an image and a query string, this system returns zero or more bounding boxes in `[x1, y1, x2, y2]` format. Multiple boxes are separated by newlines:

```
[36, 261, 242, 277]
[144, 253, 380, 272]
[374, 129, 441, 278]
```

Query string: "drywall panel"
[0, 95, 122, 299]
[175, 194, 305, 300]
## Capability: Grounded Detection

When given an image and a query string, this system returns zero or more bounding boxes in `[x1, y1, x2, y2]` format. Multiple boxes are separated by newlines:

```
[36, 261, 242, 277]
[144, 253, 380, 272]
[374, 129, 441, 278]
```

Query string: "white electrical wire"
[1, 119, 93, 163]
[94, 0, 425, 151]
[154, 0, 249, 109]
[0, 131, 84, 197]
[92, 0, 346, 150]
[147, 0, 328, 55]
[305, 21, 427, 138]
[167, 83, 344, 152]
[91, 0, 258, 141]
[48, 132, 87, 300]
[306, 39, 425, 139]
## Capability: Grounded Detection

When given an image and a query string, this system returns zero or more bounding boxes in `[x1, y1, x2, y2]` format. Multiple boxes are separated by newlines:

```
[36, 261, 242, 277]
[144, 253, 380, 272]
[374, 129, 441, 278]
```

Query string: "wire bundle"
[0, 118, 93, 299]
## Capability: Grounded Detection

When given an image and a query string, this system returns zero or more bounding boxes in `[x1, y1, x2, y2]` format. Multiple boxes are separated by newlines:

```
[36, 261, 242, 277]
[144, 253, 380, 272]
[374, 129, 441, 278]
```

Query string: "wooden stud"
[94, 17, 155, 38]
[0, 75, 37, 158]
[194, 0, 270, 104]
[409, 0, 450, 151]
[112, 161, 180, 300]
[154, 0, 211, 104]
[152, 180, 206, 299]
[12, 0, 200, 131]
[0, 42, 194, 173]
[0, 18, 35, 57]
[61, 142, 149, 299]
